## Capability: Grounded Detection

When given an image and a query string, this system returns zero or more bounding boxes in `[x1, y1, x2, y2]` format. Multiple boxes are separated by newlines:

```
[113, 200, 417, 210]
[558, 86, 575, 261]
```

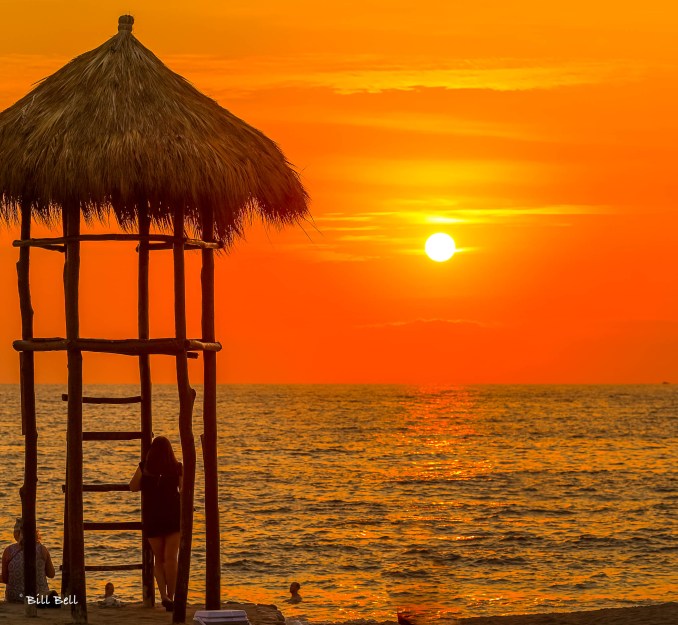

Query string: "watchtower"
[0, 15, 308, 624]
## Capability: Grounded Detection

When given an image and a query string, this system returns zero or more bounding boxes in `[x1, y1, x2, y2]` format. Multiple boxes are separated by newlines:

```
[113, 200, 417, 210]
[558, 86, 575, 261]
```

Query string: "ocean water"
[0, 384, 675, 621]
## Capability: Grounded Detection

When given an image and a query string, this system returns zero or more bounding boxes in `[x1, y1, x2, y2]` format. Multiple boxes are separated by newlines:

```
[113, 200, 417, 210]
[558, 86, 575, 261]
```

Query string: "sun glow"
[425, 233, 456, 262]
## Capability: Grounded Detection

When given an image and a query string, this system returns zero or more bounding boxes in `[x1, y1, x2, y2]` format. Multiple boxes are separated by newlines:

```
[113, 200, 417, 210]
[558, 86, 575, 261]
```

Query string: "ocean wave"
[251, 505, 295, 514]
[500, 532, 543, 542]
[223, 558, 271, 570]
[472, 556, 527, 565]
[571, 535, 625, 546]
[402, 548, 432, 556]
[430, 552, 462, 563]
[382, 568, 431, 579]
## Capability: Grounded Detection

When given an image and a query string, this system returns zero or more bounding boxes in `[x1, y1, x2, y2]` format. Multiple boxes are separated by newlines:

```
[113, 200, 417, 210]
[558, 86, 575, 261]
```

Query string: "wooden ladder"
[60, 392, 154, 603]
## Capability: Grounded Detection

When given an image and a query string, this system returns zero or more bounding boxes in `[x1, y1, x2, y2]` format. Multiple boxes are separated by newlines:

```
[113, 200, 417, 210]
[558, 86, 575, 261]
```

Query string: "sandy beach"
[0, 600, 285, 624]
[0, 602, 676, 625]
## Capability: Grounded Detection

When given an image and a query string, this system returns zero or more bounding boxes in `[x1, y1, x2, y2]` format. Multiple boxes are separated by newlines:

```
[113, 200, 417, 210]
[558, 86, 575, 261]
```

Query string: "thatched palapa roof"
[0, 14, 309, 245]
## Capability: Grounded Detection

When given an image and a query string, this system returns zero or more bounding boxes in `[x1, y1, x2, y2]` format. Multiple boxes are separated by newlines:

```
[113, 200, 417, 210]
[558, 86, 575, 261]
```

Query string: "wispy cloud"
[299, 201, 607, 262]
[164, 54, 649, 95]
[390, 201, 609, 224]
[316, 203, 607, 231]
[283, 242, 381, 263]
[358, 318, 496, 329]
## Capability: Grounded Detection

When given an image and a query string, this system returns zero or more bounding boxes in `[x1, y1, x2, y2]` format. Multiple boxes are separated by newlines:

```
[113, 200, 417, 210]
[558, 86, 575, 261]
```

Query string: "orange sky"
[1, 1, 677, 384]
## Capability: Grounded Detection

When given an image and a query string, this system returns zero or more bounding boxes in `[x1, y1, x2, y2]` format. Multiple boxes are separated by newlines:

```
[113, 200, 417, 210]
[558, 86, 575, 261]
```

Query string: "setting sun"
[425, 232, 456, 262]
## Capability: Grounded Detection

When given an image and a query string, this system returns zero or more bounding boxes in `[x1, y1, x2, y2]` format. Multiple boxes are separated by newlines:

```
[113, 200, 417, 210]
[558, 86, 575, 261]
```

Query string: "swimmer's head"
[290, 582, 301, 595]
[105, 582, 115, 596]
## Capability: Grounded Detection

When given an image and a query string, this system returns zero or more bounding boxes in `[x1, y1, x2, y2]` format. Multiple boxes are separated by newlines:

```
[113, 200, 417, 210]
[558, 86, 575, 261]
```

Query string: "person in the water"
[286, 581, 302, 603]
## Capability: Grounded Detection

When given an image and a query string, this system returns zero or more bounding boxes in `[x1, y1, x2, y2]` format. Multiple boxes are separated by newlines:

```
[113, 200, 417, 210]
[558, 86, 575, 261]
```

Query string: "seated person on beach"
[0, 517, 55, 603]
[98, 581, 124, 607]
[285, 581, 302, 603]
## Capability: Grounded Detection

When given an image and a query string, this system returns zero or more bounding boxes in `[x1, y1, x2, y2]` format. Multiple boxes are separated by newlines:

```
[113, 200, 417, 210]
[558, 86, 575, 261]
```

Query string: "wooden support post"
[61, 214, 70, 599]
[138, 210, 155, 607]
[172, 207, 197, 624]
[17, 202, 38, 617]
[63, 207, 87, 624]
[61, 462, 70, 597]
[201, 205, 221, 609]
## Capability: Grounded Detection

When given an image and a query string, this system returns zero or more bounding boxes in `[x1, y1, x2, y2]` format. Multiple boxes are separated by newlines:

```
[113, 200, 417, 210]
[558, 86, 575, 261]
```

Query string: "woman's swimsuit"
[140, 462, 181, 538]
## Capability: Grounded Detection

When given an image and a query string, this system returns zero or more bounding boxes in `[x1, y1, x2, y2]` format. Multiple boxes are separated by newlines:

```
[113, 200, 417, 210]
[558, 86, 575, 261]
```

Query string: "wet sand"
[459, 602, 678, 624]
[0, 602, 675, 625]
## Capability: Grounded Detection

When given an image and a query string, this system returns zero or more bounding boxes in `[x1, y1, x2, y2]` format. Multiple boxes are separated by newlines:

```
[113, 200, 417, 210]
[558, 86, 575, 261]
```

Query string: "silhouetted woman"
[130, 436, 182, 612]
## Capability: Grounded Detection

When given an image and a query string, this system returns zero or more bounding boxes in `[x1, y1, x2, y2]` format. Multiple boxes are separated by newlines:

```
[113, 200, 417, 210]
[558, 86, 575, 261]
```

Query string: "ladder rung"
[62, 394, 142, 404]
[59, 563, 143, 572]
[85, 483, 131, 492]
[84, 521, 142, 531]
[62, 483, 131, 493]
[87, 563, 143, 572]
[83, 431, 143, 441]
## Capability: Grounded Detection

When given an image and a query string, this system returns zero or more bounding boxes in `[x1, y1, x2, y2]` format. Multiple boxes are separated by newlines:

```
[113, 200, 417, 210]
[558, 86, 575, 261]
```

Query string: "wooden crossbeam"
[84, 521, 142, 531]
[62, 483, 131, 493]
[13, 337, 221, 355]
[60, 563, 143, 572]
[62, 394, 142, 404]
[83, 431, 143, 441]
[136, 242, 209, 252]
[14, 234, 223, 250]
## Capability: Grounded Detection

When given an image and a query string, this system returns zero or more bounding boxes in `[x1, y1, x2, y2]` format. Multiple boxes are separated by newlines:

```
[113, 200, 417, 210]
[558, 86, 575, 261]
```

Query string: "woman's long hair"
[14, 518, 42, 544]
[145, 436, 180, 476]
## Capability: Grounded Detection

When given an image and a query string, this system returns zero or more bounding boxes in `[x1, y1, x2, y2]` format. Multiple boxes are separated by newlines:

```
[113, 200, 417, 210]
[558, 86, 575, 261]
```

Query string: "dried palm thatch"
[0, 14, 309, 245]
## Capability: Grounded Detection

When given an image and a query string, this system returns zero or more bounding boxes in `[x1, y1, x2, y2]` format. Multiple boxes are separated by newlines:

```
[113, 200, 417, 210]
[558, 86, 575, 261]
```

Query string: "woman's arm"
[1, 546, 10, 584]
[42, 545, 55, 579]
[178, 462, 183, 493]
[129, 465, 143, 492]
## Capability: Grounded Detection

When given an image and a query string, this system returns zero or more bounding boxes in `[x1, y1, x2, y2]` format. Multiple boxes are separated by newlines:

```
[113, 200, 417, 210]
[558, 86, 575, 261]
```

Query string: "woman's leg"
[148, 536, 169, 601]
[163, 532, 181, 600]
